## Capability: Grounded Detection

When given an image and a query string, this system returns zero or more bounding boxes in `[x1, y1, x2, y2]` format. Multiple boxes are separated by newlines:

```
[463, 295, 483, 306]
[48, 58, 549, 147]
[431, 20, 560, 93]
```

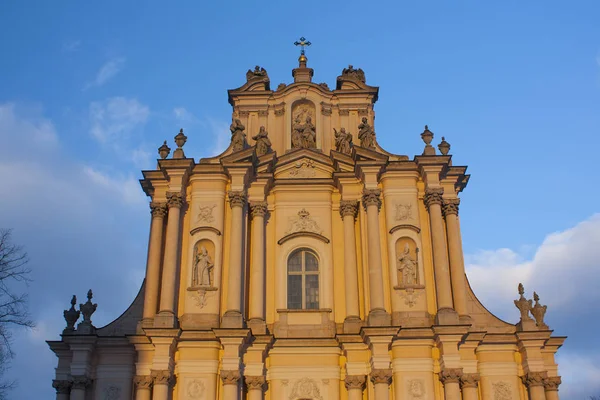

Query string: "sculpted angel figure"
[397, 244, 417, 285]
[358, 117, 376, 149]
[302, 116, 316, 148]
[193, 246, 214, 287]
[252, 126, 271, 156]
[230, 118, 246, 152]
[333, 127, 353, 155]
[291, 115, 304, 149]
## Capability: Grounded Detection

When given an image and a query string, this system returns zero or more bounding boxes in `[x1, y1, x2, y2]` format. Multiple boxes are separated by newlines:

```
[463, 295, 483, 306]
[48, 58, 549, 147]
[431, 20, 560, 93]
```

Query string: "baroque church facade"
[48, 50, 565, 400]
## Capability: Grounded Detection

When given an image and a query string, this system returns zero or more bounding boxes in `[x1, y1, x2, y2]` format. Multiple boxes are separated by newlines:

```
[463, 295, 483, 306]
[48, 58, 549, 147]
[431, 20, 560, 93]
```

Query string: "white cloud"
[173, 107, 197, 123]
[0, 103, 58, 150]
[62, 39, 81, 53]
[89, 97, 149, 144]
[207, 117, 230, 156]
[556, 352, 600, 399]
[84, 57, 125, 89]
[82, 166, 146, 206]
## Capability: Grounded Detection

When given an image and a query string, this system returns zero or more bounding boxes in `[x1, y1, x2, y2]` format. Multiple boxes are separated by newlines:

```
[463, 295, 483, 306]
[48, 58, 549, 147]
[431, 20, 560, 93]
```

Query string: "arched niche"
[290, 100, 318, 150]
[394, 237, 422, 288]
[189, 239, 216, 289]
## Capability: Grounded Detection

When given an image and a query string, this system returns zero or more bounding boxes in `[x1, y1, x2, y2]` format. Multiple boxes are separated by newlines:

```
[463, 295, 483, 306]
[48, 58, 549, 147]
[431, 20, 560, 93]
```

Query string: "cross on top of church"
[294, 36, 311, 56]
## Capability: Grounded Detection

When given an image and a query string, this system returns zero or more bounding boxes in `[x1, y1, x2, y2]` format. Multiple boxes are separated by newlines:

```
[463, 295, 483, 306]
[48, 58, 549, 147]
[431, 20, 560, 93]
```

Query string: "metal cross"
[294, 37, 311, 56]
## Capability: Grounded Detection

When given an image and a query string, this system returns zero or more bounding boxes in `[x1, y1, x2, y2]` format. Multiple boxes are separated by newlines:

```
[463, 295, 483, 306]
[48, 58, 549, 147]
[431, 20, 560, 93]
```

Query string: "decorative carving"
[407, 379, 425, 398]
[439, 368, 463, 384]
[133, 375, 153, 389]
[442, 198, 460, 217]
[238, 110, 250, 117]
[245, 376, 266, 390]
[344, 375, 366, 390]
[152, 370, 174, 386]
[187, 379, 206, 398]
[395, 203, 413, 221]
[192, 245, 214, 287]
[321, 102, 332, 116]
[460, 373, 480, 389]
[52, 379, 72, 394]
[150, 202, 168, 218]
[543, 376, 561, 391]
[370, 369, 392, 385]
[531, 292, 549, 329]
[258, 110, 268, 117]
[342, 65, 366, 83]
[492, 381, 512, 400]
[339, 200, 358, 219]
[77, 289, 97, 333]
[158, 140, 171, 159]
[103, 386, 121, 400]
[292, 102, 316, 149]
[246, 65, 268, 81]
[421, 125, 435, 156]
[71, 375, 92, 390]
[63, 295, 80, 333]
[358, 109, 369, 116]
[228, 191, 247, 208]
[362, 189, 382, 211]
[398, 244, 418, 286]
[423, 187, 444, 210]
[339, 109, 350, 116]
[221, 370, 241, 385]
[276, 83, 287, 92]
[357, 117, 376, 149]
[173, 128, 187, 159]
[289, 377, 323, 400]
[438, 136, 451, 155]
[522, 372, 546, 388]
[252, 126, 272, 156]
[514, 283, 534, 323]
[285, 209, 322, 235]
[230, 118, 247, 152]
[334, 127, 353, 155]
[250, 202, 268, 218]
[166, 192, 184, 209]
[399, 287, 421, 307]
[318, 82, 330, 90]
[288, 159, 316, 178]
[196, 204, 216, 224]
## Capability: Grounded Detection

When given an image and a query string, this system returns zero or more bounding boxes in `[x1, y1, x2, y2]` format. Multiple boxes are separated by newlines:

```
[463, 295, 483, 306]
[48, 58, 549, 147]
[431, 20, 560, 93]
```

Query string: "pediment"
[220, 147, 256, 166]
[352, 146, 389, 163]
[274, 149, 334, 180]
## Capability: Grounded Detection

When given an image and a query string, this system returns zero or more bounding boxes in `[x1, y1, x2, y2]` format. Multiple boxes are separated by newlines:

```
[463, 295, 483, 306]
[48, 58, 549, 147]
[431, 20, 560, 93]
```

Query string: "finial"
[438, 136, 451, 156]
[531, 291, 549, 329]
[294, 36, 311, 67]
[63, 295, 80, 334]
[533, 291, 539, 302]
[514, 283, 537, 331]
[158, 140, 171, 159]
[420, 125, 435, 155]
[518, 283, 524, 296]
[77, 289, 98, 334]
[173, 128, 188, 159]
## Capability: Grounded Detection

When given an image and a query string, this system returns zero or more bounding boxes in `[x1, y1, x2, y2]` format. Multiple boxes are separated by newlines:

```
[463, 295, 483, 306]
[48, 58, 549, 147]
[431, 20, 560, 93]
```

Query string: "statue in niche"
[358, 117, 376, 149]
[252, 126, 271, 156]
[291, 103, 316, 149]
[397, 243, 418, 285]
[333, 127, 353, 155]
[301, 116, 316, 148]
[192, 246, 214, 287]
[230, 118, 247, 152]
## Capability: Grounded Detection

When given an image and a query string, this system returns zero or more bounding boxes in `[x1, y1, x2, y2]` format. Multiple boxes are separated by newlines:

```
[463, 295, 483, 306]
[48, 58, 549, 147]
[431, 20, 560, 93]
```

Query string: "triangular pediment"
[274, 149, 334, 180]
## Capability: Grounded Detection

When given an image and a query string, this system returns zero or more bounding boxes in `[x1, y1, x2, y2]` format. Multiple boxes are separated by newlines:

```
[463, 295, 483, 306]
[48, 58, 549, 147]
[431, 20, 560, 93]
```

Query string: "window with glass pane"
[287, 248, 319, 310]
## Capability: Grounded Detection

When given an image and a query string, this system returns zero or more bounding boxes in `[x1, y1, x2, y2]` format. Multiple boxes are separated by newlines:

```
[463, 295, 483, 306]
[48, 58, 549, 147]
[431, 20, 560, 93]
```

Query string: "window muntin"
[287, 248, 319, 310]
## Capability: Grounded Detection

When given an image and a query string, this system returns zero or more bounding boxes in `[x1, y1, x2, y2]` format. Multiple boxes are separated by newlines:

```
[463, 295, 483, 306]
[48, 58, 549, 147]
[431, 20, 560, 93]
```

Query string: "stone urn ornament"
[421, 125, 435, 155]
[158, 140, 171, 159]
[438, 136, 451, 155]
[173, 128, 188, 158]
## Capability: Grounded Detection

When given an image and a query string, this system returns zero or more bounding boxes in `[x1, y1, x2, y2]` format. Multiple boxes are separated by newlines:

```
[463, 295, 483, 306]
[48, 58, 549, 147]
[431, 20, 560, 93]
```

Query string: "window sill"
[276, 308, 332, 314]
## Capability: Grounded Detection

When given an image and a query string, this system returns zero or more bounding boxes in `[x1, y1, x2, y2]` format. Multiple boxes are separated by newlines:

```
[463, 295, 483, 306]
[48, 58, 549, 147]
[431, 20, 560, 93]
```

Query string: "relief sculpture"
[292, 102, 317, 149]
[407, 379, 425, 399]
[492, 381, 512, 400]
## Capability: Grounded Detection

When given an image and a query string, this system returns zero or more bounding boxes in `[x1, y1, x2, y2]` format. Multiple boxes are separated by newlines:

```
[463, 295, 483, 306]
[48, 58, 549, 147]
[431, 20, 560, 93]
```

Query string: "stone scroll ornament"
[357, 117, 376, 149]
[252, 126, 272, 156]
[333, 127, 353, 155]
[230, 118, 247, 152]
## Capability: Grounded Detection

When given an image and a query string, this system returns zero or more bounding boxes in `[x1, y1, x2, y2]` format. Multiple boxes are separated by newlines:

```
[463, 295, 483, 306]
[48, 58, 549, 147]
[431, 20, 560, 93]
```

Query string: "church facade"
[48, 52, 565, 400]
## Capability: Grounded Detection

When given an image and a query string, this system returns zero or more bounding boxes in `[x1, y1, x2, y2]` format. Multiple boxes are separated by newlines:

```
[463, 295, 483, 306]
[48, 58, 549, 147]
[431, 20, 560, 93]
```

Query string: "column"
[423, 188, 455, 322]
[134, 375, 153, 400]
[156, 192, 184, 325]
[223, 191, 247, 328]
[151, 370, 173, 400]
[362, 189, 389, 325]
[70, 376, 91, 400]
[245, 376, 265, 400]
[221, 370, 241, 400]
[460, 373, 480, 400]
[523, 372, 547, 400]
[370, 369, 392, 400]
[143, 202, 167, 324]
[543, 376, 561, 400]
[345, 375, 366, 400]
[443, 198, 468, 317]
[439, 368, 463, 400]
[52, 380, 71, 400]
[340, 201, 360, 320]
[248, 202, 267, 325]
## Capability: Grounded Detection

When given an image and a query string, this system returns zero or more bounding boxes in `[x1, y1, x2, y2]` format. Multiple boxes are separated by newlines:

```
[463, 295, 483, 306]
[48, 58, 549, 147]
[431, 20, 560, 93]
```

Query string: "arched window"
[287, 248, 319, 310]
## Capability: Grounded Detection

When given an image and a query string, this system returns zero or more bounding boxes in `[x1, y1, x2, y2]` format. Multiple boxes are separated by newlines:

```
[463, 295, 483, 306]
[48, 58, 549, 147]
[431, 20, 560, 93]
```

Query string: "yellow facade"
[48, 57, 565, 400]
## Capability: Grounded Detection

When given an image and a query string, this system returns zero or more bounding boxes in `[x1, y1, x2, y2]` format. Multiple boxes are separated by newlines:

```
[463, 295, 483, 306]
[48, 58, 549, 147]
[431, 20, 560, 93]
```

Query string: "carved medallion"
[289, 159, 316, 178]
[196, 204, 216, 224]
[492, 381, 512, 400]
[395, 203, 413, 221]
[289, 377, 323, 400]
[187, 379, 206, 399]
[407, 379, 425, 399]
[285, 209, 322, 235]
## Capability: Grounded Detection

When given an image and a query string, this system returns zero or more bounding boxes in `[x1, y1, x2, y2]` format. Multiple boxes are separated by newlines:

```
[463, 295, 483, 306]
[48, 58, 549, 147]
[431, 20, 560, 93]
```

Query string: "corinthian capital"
[344, 375, 366, 390]
[152, 370, 174, 386]
[442, 198, 460, 217]
[439, 368, 463, 384]
[522, 371, 547, 388]
[362, 189, 382, 211]
[71, 375, 92, 390]
[340, 200, 359, 219]
[166, 192, 185, 209]
[52, 379, 72, 394]
[423, 187, 444, 210]
[221, 370, 241, 385]
[370, 369, 392, 385]
[543, 376, 561, 391]
[228, 191, 247, 208]
[245, 375, 266, 390]
[460, 373, 480, 389]
[150, 201, 167, 218]
[133, 375, 153, 389]
[250, 201, 268, 218]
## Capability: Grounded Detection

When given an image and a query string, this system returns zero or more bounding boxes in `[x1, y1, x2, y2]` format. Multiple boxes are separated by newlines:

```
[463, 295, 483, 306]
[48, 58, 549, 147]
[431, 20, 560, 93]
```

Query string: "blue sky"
[1, 1, 599, 398]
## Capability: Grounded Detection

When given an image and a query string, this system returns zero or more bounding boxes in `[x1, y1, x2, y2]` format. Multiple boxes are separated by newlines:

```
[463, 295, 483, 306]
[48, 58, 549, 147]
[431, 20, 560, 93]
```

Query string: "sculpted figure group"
[292, 115, 317, 149]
